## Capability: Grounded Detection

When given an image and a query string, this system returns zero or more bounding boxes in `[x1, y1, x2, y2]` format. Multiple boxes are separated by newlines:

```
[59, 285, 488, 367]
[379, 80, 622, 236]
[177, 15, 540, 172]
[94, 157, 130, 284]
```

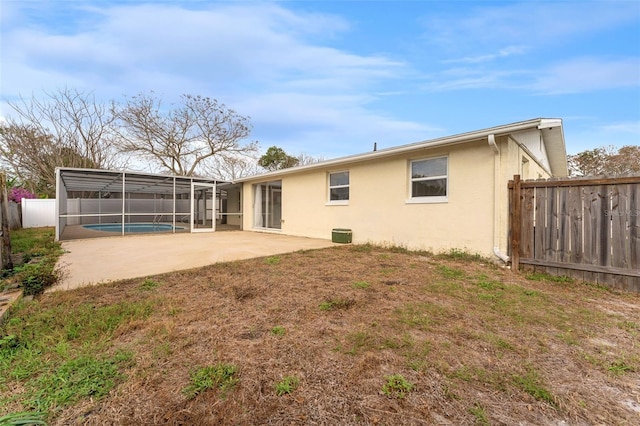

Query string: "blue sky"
[1, 0, 639, 160]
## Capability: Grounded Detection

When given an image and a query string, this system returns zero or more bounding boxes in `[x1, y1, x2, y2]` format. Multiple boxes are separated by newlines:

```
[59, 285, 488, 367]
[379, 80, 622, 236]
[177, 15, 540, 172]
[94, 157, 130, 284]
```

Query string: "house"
[54, 118, 568, 262]
[237, 118, 568, 260]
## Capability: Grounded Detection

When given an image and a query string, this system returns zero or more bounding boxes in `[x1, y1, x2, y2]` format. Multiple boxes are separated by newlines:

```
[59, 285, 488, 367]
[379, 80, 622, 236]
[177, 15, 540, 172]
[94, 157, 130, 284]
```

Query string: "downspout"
[488, 133, 499, 154]
[488, 134, 510, 263]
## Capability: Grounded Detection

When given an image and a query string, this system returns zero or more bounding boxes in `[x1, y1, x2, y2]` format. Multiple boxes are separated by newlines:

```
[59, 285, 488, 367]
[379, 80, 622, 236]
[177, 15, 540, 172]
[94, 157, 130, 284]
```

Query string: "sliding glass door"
[253, 181, 282, 229]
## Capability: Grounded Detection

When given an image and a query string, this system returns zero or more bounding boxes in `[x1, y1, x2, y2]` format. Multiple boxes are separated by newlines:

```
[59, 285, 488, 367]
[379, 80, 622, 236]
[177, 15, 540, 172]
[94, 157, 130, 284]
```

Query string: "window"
[409, 157, 447, 202]
[328, 171, 349, 204]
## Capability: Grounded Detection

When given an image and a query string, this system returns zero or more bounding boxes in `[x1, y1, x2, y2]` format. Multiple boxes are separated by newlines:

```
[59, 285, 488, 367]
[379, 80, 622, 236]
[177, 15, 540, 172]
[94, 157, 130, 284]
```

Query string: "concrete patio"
[52, 231, 337, 291]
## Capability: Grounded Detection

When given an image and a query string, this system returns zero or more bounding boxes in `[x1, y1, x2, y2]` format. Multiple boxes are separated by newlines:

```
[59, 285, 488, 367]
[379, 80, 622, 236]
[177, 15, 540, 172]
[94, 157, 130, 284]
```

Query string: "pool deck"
[61, 223, 192, 240]
[52, 231, 337, 291]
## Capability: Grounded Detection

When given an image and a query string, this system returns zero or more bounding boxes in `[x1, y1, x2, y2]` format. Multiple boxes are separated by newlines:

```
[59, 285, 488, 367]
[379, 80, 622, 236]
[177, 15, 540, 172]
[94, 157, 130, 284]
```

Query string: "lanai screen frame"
[55, 167, 229, 241]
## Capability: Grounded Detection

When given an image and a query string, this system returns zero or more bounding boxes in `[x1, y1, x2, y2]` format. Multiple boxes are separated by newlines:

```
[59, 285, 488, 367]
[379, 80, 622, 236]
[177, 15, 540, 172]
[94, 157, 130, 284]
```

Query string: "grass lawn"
[1, 237, 639, 425]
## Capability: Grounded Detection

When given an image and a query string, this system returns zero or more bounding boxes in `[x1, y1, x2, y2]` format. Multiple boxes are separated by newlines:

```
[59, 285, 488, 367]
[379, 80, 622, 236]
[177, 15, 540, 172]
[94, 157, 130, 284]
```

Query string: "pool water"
[83, 223, 184, 233]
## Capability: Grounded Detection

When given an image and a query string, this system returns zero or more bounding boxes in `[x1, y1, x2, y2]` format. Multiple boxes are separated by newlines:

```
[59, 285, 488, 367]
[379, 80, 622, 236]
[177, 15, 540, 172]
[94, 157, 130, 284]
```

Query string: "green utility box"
[332, 228, 352, 244]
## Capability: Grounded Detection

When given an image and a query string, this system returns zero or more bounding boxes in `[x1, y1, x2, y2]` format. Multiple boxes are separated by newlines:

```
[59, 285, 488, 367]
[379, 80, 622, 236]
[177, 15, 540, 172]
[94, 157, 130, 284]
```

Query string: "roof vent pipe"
[373, 142, 377, 152]
[488, 133, 499, 154]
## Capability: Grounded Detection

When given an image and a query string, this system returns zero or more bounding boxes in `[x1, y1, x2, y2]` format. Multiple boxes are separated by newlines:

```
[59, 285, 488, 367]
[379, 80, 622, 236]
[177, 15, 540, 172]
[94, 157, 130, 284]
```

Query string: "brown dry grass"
[11, 245, 640, 424]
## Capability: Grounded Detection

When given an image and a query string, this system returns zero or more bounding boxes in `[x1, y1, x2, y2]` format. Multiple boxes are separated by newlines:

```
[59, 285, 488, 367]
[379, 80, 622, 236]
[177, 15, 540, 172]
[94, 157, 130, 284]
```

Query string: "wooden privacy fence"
[509, 174, 640, 292]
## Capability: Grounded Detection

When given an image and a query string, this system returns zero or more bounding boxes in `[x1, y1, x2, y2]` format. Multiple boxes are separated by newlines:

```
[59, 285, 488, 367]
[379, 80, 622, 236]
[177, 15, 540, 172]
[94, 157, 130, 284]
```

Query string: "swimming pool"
[83, 223, 185, 233]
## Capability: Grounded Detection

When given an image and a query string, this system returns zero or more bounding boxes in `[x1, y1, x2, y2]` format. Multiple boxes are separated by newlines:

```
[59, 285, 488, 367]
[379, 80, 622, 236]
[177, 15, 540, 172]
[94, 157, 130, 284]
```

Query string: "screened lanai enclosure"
[55, 168, 242, 241]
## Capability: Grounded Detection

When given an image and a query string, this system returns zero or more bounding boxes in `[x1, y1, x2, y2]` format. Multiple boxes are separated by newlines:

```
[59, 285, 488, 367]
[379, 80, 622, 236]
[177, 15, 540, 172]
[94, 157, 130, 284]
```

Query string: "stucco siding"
[243, 140, 499, 256]
[238, 119, 567, 260]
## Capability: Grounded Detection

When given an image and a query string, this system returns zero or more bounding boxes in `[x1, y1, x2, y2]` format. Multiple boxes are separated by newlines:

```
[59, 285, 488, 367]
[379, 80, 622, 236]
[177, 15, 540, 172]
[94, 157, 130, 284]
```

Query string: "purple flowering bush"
[9, 187, 36, 203]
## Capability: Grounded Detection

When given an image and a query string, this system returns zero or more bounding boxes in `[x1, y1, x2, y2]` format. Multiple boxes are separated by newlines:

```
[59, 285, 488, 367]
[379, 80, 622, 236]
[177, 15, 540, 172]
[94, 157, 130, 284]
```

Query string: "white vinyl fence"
[22, 198, 56, 228]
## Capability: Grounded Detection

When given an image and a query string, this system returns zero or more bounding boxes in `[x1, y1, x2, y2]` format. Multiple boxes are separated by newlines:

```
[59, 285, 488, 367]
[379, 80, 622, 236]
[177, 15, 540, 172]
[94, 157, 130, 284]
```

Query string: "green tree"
[258, 146, 300, 171]
[568, 145, 640, 176]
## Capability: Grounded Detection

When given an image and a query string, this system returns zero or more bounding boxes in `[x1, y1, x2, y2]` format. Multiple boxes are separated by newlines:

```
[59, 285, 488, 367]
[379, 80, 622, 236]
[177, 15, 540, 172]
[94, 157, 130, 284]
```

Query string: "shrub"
[15, 260, 61, 296]
[8, 187, 36, 204]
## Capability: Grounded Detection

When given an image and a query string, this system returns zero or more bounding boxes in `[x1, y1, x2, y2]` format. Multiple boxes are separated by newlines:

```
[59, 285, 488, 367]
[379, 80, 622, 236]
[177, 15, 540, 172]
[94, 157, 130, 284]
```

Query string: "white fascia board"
[538, 118, 563, 130]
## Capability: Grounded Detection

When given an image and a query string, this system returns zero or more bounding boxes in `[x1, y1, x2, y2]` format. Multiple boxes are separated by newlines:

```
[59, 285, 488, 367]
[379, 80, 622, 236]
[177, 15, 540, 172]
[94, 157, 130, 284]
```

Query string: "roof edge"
[56, 166, 230, 185]
[236, 118, 561, 183]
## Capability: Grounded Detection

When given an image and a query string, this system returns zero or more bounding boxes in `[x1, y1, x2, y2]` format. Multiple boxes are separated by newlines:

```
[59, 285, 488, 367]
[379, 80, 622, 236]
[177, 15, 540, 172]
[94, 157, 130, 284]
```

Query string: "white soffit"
[539, 121, 568, 177]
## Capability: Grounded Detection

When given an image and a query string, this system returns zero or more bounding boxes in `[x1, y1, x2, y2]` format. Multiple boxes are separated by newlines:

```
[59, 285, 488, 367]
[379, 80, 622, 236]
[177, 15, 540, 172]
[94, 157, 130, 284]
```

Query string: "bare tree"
[113, 93, 258, 176]
[296, 152, 325, 166]
[0, 88, 122, 196]
[568, 145, 640, 176]
[208, 153, 263, 180]
[209, 150, 324, 180]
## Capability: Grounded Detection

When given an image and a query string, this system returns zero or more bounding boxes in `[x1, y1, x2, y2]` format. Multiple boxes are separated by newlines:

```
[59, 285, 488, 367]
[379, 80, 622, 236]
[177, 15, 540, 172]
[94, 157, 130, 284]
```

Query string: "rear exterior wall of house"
[241, 138, 534, 257]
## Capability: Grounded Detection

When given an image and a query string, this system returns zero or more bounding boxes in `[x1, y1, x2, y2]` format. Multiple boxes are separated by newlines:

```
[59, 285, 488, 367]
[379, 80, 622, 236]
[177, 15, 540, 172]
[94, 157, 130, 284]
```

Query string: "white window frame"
[406, 156, 448, 204]
[253, 181, 282, 230]
[327, 170, 349, 205]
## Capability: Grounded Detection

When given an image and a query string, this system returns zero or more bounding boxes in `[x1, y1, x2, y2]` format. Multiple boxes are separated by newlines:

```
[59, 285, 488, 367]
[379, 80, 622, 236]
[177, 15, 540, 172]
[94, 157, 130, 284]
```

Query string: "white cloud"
[235, 92, 440, 157]
[1, 3, 393, 97]
[531, 57, 640, 94]
[416, 2, 640, 95]
[421, 56, 639, 95]
[2, 2, 405, 99]
[421, 65, 531, 92]
[0, 2, 434, 158]
[442, 46, 527, 64]
[598, 120, 640, 135]
[421, 2, 638, 52]
[2, 1, 637, 161]
[565, 119, 640, 154]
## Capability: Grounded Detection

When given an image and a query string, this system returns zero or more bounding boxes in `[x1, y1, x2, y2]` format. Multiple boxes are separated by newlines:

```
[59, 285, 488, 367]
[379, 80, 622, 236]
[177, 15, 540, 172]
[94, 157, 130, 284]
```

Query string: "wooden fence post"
[509, 175, 521, 271]
[0, 173, 13, 270]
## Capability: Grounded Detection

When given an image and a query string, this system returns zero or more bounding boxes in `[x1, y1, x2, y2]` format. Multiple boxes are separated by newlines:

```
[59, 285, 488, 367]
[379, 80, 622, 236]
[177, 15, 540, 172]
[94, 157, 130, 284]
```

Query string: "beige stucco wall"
[492, 136, 553, 253]
[242, 139, 518, 257]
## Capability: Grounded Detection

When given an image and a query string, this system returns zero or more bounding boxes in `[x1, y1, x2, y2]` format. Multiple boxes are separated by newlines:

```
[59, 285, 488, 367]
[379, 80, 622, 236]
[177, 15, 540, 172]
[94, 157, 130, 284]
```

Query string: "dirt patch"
[5, 245, 640, 425]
